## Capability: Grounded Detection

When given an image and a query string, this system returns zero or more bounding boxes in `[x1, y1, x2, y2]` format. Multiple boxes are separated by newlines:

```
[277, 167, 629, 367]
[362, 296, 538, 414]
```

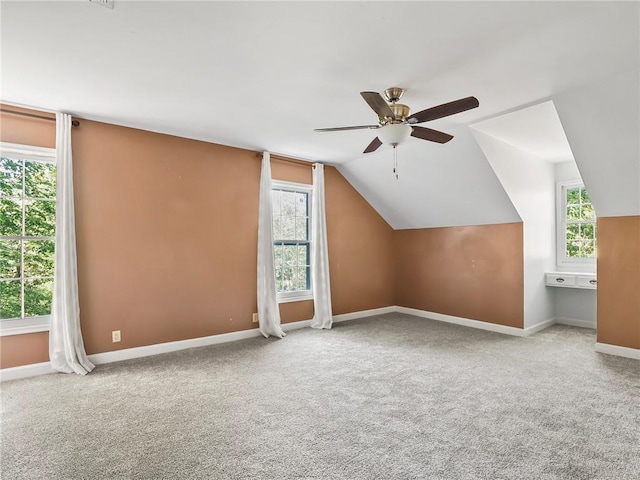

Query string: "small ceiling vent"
[89, 0, 114, 9]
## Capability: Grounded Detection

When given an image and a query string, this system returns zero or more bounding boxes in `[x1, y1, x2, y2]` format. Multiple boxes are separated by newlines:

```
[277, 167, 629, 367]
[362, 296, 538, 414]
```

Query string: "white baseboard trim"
[555, 317, 596, 329]
[395, 306, 528, 337]
[595, 342, 640, 360]
[523, 318, 556, 336]
[88, 317, 317, 366]
[0, 309, 398, 382]
[333, 306, 396, 323]
[88, 328, 260, 366]
[0, 361, 53, 382]
[596, 342, 640, 360]
[282, 319, 313, 331]
[4, 306, 630, 380]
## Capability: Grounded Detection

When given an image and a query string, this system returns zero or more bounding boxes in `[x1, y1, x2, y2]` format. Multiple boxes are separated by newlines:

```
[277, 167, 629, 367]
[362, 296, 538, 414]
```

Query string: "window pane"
[295, 217, 308, 241]
[295, 193, 307, 216]
[566, 224, 579, 240]
[580, 188, 590, 204]
[271, 190, 281, 216]
[272, 216, 282, 240]
[281, 267, 294, 292]
[0, 240, 21, 279]
[566, 239, 581, 258]
[295, 266, 308, 291]
[273, 243, 283, 267]
[581, 239, 596, 257]
[281, 216, 295, 240]
[0, 157, 23, 198]
[0, 198, 22, 236]
[580, 223, 595, 240]
[24, 278, 53, 317]
[283, 244, 296, 266]
[25, 161, 56, 199]
[0, 280, 22, 319]
[275, 265, 283, 292]
[24, 240, 55, 277]
[281, 192, 296, 215]
[566, 187, 580, 204]
[298, 244, 309, 266]
[566, 205, 580, 222]
[24, 200, 56, 237]
[581, 203, 595, 221]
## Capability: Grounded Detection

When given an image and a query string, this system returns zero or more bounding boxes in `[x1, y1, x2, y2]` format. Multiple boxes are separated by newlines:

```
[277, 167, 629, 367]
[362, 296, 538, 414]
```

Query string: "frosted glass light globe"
[378, 123, 412, 146]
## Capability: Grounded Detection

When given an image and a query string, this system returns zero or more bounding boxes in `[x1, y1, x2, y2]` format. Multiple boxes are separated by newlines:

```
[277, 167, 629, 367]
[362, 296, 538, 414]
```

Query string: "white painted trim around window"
[277, 291, 313, 303]
[1, 142, 57, 332]
[0, 142, 56, 163]
[0, 315, 50, 336]
[271, 179, 314, 302]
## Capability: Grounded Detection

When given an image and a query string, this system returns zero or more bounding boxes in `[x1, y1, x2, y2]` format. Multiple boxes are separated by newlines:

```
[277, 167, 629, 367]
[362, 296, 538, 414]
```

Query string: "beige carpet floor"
[1, 313, 639, 479]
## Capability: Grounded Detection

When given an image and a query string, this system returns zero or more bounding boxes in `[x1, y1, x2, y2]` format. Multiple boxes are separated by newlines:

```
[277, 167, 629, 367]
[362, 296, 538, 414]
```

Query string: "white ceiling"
[470, 101, 574, 163]
[2, 1, 638, 228]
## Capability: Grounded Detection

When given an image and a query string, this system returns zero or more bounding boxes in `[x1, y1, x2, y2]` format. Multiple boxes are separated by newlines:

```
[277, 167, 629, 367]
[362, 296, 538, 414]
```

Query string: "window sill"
[277, 293, 314, 304]
[0, 316, 50, 337]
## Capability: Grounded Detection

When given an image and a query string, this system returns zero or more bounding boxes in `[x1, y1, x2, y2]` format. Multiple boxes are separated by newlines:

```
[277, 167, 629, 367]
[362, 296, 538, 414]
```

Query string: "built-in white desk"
[545, 272, 597, 290]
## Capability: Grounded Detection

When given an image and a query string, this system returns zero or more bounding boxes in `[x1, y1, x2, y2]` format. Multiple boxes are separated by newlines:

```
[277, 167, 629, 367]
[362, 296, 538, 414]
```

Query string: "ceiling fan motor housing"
[390, 103, 411, 122]
[384, 87, 405, 103]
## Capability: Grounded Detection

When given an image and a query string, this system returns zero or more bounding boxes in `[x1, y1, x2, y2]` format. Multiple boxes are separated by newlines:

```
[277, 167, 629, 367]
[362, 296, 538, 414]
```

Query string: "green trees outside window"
[565, 185, 596, 258]
[271, 188, 311, 294]
[0, 156, 56, 320]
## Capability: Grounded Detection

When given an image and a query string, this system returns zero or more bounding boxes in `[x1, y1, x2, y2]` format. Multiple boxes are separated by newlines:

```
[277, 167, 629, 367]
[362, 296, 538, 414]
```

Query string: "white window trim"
[0, 316, 50, 336]
[0, 142, 56, 163]
[0, 142, 56, 336]
[556, 179, 596, 271]
[271, 179, 313, 303]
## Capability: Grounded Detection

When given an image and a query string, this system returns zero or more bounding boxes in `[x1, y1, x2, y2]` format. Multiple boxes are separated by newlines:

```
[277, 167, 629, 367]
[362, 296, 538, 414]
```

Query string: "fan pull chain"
[393, 145, 399, 180]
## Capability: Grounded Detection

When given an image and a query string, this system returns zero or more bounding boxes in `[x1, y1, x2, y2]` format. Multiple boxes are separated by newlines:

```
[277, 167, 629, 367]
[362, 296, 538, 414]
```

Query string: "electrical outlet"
[112, 330, 121, 343]
[252, 313, 258, 323]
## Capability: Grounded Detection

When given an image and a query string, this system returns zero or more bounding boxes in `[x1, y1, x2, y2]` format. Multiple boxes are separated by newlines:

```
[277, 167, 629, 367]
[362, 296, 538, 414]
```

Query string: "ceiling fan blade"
[314, 125, 380, 132]
[411, 126, 454, 144]
[361, 92, 395, 119]
[407, 96, 479, 124]
[363, 137, 382, 153]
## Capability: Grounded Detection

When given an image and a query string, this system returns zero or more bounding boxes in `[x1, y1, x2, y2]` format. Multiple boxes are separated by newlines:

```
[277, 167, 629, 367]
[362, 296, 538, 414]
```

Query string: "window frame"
[556, 179, 596, 270]
[0, 142, 56, 336]
[271, 180, 313, 303]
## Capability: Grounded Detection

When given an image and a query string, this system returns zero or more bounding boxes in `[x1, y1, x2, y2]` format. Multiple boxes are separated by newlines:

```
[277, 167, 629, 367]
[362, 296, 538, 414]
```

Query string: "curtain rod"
[255, 152, 315, 168]
[0, 108, 80, 127]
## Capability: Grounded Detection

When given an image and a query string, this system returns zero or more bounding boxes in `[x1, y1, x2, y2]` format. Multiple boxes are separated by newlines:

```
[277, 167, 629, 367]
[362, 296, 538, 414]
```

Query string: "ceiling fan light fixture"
[378, 123, 412, 147]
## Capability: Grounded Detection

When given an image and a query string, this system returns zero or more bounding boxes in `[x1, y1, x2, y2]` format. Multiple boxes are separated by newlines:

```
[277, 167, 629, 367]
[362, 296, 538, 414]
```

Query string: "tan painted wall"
[0, 106, 56, 148]
[597, 216, 640, 349]
[325, 167, 395, 313]
[0, 114, 394, 368]
[395, 223, 524, 328]
[4, 108, 635, 369]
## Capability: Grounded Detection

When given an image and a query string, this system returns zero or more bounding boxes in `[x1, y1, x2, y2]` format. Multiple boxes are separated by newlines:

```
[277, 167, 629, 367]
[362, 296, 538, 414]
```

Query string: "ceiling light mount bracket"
[383, 87, 405, 104]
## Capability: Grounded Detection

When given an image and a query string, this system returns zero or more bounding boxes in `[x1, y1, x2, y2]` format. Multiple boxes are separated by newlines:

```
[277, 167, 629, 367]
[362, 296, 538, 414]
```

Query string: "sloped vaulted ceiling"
[1, 1, 638, 228]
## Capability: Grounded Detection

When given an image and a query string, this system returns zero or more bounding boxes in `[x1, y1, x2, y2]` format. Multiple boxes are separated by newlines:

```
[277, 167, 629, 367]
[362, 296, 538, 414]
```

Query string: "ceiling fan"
[315, 87, 479, 153]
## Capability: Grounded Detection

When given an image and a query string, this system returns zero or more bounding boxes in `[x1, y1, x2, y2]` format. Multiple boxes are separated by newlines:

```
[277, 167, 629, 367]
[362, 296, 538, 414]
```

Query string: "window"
[271, 181, 312, 302]
[557, 181, 596, 267]
[0, 143, 56, 335]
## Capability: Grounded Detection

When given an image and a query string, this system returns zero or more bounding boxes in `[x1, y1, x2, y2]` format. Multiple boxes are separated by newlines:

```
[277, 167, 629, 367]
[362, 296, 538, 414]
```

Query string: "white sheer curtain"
[310, 163, 333, 329]
[49, 113, 94, 375]
[257, 152, 286, 338]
